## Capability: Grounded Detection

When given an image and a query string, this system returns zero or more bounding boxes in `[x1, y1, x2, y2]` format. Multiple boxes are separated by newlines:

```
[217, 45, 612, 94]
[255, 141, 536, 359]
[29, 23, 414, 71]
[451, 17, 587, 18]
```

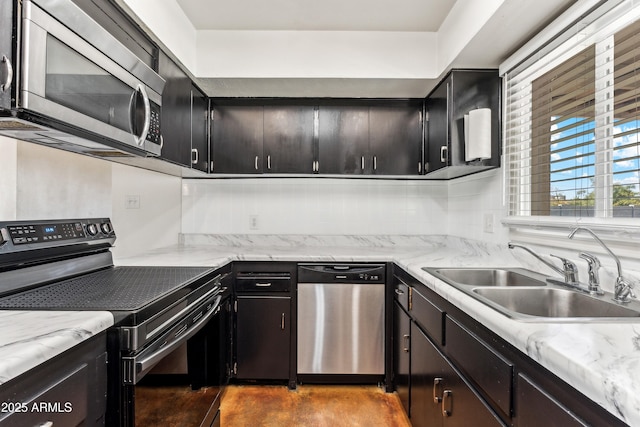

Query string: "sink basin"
[424, 268, 547, 287]
[422, 266, 640, 321]
[473, 288, 640, 318]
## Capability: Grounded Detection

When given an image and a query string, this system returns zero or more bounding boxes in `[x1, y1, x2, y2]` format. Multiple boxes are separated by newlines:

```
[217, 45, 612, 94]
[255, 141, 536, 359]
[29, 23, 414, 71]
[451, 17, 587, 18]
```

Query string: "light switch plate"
[483, 213, 494, 233]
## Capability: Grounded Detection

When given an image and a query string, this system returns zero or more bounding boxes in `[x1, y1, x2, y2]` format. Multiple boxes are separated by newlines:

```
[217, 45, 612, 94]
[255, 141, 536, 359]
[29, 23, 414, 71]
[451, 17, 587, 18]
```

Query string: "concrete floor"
[221, 384, 411, 426]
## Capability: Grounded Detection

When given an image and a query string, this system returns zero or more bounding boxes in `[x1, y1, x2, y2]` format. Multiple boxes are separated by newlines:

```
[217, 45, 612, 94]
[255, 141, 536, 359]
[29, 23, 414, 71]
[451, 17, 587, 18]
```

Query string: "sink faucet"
[568, 227, 636, 303]
[508, 243, 577, 282]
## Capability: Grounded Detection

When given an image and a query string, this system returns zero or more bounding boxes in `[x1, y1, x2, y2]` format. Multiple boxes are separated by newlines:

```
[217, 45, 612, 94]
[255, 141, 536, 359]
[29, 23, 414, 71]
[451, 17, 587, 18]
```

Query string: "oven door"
[122, 293, 222, 386]
[17, 0, 163, 156]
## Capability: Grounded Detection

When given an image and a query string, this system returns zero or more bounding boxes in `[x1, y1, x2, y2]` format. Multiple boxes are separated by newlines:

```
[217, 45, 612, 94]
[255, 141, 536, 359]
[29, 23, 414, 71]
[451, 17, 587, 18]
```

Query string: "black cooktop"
[0, 265, 216, 325]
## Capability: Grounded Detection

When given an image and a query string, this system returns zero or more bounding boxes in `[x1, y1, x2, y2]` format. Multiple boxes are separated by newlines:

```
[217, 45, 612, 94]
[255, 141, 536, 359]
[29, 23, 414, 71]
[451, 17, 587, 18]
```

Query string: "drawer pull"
[403, 334, 410, 352]
[442, 389, 453, 416]
[433, 377, 443, 403]
[38, 422, 54, 427]
[255, 282, 272, 287]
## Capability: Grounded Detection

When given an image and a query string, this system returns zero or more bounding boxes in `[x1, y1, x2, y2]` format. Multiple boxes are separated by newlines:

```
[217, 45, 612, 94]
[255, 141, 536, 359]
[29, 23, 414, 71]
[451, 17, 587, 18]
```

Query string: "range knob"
[100, 222, 113, 235]
[86, 223, 99, 236]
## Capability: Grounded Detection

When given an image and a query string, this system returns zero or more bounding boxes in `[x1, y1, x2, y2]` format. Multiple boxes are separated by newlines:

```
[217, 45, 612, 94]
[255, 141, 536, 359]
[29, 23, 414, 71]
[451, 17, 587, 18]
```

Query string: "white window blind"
[504, 0, 640, 219]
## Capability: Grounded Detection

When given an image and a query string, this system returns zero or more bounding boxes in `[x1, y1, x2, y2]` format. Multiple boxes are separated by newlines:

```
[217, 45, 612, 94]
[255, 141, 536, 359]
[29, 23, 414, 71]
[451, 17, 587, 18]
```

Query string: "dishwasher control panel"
[298, 264, 386, 283]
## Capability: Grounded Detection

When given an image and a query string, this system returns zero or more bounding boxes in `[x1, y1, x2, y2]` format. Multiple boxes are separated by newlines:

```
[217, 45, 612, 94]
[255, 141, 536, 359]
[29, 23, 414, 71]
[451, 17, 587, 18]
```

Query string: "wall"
[447, 168, 508, 244]
[0, 135, 182, 259]
[110, 164, 182, 259]
[182, 178, 448, 235]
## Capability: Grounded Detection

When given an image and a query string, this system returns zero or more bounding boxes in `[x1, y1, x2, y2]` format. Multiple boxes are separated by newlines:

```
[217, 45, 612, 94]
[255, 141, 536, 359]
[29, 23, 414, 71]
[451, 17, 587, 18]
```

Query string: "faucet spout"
[508, 243, 564, 277]
[568, 227, 622, 277]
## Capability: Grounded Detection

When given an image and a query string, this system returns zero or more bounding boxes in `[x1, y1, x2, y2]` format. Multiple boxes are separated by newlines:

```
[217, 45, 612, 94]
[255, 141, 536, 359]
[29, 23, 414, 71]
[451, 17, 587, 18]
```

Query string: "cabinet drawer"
[236, 273, 291, 292]
[0, 363, 88, 426]
[411, 287, 444, 345]
[393, 276, 410, 311]
[446, 315, 513, 417]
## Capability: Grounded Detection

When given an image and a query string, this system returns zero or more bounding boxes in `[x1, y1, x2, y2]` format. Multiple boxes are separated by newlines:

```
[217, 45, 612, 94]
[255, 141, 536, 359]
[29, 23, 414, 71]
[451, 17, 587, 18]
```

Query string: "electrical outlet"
[483, 213, 494, 233]
[125, 195, 140, 209]
[249, 215, 259, 230]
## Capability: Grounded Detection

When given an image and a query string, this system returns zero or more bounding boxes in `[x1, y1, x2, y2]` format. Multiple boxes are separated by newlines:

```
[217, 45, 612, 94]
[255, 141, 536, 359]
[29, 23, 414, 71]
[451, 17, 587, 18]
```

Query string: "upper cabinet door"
[369, 103, 423, 175]
[425, 70, 501, 179]
[263, 105, 315, 174]
[191, 85, 209, 173]
[318, 105, 370, 174]
[158, 52, 192, 167]
[211, 104, 264, 174]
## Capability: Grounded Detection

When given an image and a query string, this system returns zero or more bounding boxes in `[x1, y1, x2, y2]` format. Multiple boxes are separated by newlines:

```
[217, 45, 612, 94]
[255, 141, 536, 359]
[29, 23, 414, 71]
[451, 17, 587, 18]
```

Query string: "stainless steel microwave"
[0, 0, 165, 157]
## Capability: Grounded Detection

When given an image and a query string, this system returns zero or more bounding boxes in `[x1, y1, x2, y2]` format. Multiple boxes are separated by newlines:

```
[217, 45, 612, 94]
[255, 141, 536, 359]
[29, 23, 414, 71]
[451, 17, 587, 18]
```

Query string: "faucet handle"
[550, 254, 579, 285]
[614, 277, 636, 304]
[579, 252, 603, 295]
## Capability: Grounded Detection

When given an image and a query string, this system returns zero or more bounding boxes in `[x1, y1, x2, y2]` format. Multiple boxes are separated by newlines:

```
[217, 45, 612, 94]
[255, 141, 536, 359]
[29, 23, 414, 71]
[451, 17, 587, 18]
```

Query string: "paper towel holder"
[464, 108, 492, 163]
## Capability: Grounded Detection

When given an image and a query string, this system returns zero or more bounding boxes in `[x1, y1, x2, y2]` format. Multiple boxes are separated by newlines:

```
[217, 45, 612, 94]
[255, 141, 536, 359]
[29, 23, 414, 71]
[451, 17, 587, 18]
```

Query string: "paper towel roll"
[464, 108, 492, 162]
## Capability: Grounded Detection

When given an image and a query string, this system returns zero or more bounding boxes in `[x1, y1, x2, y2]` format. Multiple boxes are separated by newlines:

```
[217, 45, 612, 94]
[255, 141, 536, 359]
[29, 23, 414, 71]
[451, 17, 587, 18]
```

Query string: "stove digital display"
[8, 222, 86, 245]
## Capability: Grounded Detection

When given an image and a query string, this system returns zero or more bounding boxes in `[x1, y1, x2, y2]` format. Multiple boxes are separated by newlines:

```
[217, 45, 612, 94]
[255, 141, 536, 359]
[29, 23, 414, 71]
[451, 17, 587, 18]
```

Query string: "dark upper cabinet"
[318, 104, 370, 174]
[211, 103, 264, 173]
[425, 69, 501, 179]
[369, 103, 423, 175]
[318, 101, 423, 175]
[0, 1, 15, 111]
[158, 51, 192, 166]
[191, 85, 209, 172]
[263, 104, 315, 174]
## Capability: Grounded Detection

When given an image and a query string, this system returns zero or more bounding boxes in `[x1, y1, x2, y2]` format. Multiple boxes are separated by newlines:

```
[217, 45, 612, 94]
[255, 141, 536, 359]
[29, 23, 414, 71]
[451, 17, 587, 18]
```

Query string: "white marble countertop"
[0, 311, 114, 386]
[115, 234, 640, 426]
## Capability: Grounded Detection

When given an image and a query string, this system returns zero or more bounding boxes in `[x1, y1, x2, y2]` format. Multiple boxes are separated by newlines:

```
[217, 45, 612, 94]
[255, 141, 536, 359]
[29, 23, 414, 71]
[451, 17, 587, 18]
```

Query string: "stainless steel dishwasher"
[297, 264, 385, 377]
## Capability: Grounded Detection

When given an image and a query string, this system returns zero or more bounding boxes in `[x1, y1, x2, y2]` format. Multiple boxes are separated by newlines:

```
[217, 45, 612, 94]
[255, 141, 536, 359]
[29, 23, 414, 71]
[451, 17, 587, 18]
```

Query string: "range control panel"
[0, 218, 115, 249]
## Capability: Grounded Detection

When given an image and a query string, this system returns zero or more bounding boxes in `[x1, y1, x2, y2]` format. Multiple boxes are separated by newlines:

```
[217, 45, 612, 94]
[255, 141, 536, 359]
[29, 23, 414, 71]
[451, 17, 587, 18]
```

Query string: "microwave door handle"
[131, 84, 151, 147]
[1, 55, 13, 93]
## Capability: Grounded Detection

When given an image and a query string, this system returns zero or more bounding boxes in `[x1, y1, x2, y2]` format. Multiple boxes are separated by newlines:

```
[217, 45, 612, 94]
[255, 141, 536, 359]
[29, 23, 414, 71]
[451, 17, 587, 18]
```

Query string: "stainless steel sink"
[422, 266, 640, 321]
[427, 268, 546, 287]
[473, 287, 640, 318]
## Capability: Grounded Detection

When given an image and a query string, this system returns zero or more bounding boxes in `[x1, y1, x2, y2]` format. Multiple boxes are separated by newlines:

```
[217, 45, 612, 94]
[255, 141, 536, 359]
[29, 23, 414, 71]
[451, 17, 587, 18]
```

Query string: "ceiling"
[176, 0, 457, 32]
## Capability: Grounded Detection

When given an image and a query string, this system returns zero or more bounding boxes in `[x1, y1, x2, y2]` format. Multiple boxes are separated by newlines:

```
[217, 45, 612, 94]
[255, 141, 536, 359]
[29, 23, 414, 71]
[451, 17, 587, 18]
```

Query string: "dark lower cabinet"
[411, 322, 505, 427]
[235, 296, 291, 380]
[516, 374, 587, 427]
[393, 300, 411, 415]
[0, 333, 107, 427]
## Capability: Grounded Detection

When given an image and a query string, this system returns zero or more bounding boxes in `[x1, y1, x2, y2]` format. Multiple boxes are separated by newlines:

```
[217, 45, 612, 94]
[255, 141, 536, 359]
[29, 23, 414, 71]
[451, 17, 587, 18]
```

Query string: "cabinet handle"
[442, 389, 452, 417]
[37, 422, 53, 427]
[433, 377, 443, 403]
[255, 282, 272, 287]
[408, 287, 413, 311]
[440, 146, 448, 163]
[210, 161, 214, 172]
[1, 55, 13, 93]
[373, 155, 377, 171]
[418, 161, 422, 174]
[281, 313, 285, 330]
[394, 288, 404, 295]
[254, 155, 259, 170]
[361, 156, 365, 170]
[191, 148, 198, 164]
[403, 334, 410, 352]
[267, 154, 271, 170]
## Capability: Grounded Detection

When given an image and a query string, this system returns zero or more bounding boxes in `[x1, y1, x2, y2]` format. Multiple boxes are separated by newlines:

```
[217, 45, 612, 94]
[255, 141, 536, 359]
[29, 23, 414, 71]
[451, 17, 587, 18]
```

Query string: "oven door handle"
[123, 294, 222, 385]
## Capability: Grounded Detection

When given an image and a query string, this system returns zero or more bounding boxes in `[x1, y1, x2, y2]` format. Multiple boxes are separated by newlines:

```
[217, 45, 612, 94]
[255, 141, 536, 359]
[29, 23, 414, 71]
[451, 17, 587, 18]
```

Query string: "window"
[504, 0, 640, 219]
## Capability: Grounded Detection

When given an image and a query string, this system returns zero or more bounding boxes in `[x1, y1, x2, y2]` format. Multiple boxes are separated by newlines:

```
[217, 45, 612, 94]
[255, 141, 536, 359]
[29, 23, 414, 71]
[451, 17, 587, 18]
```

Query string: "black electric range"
[0, 218, 227, 426]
